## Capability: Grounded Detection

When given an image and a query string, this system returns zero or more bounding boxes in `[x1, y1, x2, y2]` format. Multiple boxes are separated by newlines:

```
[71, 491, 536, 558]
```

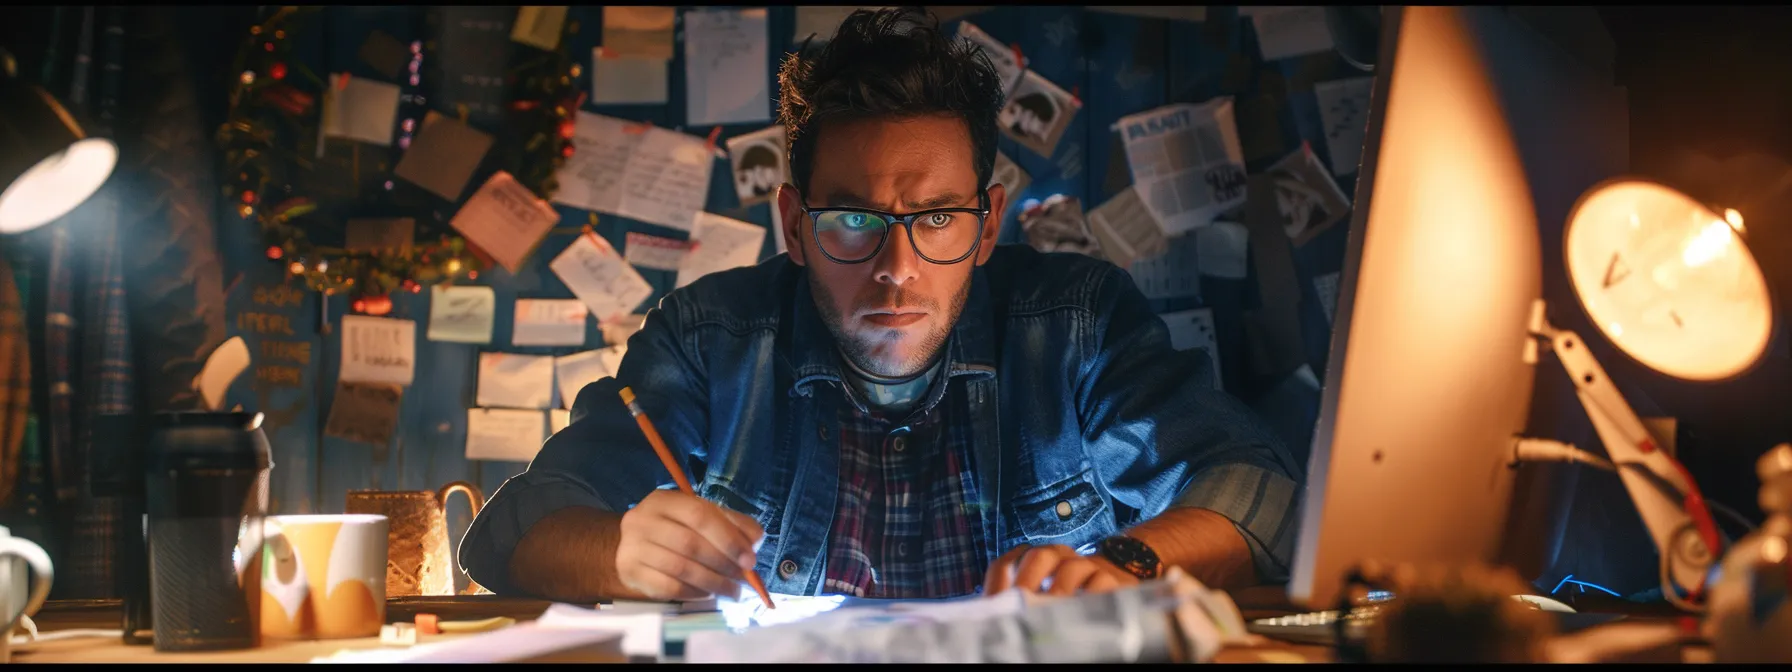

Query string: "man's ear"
[974, 183, 1006, 266]
[775, 183, 806, 266]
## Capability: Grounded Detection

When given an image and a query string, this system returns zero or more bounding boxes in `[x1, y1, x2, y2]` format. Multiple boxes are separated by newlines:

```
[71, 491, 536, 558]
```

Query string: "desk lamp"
[0, 46, 119, 233]
[1516, 178, 1773, 612]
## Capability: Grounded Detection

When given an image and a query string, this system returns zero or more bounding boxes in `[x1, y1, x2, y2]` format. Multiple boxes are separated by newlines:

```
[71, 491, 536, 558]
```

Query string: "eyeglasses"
[800, 190, 991, 265]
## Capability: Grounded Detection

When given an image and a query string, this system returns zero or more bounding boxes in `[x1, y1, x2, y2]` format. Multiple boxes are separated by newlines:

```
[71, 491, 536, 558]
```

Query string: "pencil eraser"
[415, 612, 441, 635]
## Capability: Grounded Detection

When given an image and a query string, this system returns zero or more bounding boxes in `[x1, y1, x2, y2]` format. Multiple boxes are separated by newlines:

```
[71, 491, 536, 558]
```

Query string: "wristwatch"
[1097, 535, 1163, 581]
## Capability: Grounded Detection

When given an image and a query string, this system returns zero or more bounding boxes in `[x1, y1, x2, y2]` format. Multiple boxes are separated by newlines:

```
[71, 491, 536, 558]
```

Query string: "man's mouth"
[862, 309, 927, 328]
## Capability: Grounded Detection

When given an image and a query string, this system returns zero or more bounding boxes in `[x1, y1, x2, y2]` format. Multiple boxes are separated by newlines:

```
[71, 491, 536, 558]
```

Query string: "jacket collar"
[788, 267, 998, 399]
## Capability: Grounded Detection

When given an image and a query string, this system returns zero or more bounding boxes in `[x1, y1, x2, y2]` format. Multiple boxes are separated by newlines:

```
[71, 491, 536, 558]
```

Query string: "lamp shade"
[0, 75, 118, 234]
[1564, 179, 1774, 382]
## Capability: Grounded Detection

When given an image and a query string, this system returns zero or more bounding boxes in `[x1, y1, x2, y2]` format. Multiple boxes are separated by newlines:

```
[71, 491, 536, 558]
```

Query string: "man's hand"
[615, 489, 765, 601]
[983, 543, 1140, 597]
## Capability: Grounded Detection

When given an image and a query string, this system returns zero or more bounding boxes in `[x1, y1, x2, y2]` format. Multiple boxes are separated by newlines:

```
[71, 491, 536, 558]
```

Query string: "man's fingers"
[629, 543, 740, 599]
[1047, 558, 1101, 596]
[1085, 571, 1124, 594]
[658, 495, 759, 567]
[1012, 547, 1068, 594]
[983, 543, 1034, 596]
[717, 507, 767, 557]
[643, 524, 745, 582]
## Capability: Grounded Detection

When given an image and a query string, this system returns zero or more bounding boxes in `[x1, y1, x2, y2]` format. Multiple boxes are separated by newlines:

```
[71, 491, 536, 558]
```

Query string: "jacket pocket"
[700, 480, 780, 540]
[1012, 468, 1112, 546]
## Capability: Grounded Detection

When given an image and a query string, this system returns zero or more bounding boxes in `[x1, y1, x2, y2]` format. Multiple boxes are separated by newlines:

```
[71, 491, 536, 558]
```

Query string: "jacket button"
[891, 436, 906, 453]
[778, 558, 800, 579]
[1055, 501, 1073, 520]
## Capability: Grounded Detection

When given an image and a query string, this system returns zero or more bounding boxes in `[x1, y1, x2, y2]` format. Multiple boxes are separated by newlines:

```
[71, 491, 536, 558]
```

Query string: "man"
[459, 8, 1303, 603]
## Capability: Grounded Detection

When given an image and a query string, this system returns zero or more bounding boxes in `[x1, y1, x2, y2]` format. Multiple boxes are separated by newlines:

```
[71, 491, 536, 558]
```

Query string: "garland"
[216, 6, 581, 314]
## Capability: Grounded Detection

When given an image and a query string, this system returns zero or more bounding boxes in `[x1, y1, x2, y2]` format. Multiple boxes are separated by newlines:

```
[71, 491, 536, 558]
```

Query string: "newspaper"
[1116, 99, 1248, 236]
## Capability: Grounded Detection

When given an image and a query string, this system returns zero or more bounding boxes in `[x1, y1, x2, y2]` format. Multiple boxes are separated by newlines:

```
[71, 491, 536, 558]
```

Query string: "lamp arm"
[1526, 301, 1723, 610]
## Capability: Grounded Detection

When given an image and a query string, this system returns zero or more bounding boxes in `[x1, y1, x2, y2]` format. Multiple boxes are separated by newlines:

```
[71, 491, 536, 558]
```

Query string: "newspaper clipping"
[1116, 99, 1248, 236]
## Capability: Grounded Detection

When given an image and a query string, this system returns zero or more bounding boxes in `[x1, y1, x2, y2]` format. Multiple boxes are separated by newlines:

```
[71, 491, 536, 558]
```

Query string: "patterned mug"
[345, 481, 485, 597]
[259, 514, 388, 640]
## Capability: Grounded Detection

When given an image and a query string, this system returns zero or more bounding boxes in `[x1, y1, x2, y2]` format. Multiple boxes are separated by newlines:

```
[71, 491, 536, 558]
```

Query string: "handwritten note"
[603, 6, 676, 60]
[685, 9, 771, 126]
[677, 212, 765, 288]
[340, 315, 415, 386]
[451, 171, 561, 273]
[1086, 187, 1168, 269]
[466, 408, 547, 462]
[513, 299, 589, 347]
[1251, 7, 1334, 62]
[324, 382, 404, 446]
[395, 111, 495, 202]
[1194, 221, 1250, 280]
[1160, 308, 1222, 390]
[551, 409, 571, 434]
[1129, 233, 1201, 300]
[477, 352, 555, 409]
[552, 112, 715, 232]
[1313, 271, 1341, 325]
[591, 48, 669, 105]
[428, 286, 496, 344]
[625, 232, 693, 271]
[511, 6, 569, 51]
[322, 74, 400, 147]
[1314, 77, 1375, 177]
[999, 70, 1080, 159]
[550, 233, 654, 323]
[726, 125, 787, 207]
[554, 348, 614, 410]
[345, 218, 415, 253]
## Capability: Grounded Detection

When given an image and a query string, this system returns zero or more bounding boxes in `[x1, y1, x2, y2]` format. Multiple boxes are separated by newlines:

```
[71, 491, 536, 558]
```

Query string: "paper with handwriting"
[513, 298, 589, 347]
[1314, 77, 1375, 177]
[428, 285, 496, 344]
[553, 112, 715, 232]
[451, 171, 561, 272]
[477, 352, 555, 409]
[466, 408, 547, 462]
[685, 9, 772, 126]
[550, 233, 654, 323]
[625, 232, 693, 271]
[591, 48, 669, 105]
[677, 212, 765, 288]
[340, 315, 415, 386]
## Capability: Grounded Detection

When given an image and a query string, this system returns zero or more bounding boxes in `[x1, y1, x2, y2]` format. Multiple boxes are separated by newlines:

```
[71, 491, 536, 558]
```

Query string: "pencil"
[619, 386, 776, 609]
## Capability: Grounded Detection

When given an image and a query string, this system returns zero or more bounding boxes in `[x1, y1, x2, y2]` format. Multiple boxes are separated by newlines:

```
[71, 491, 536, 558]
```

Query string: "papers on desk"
[552, 112, 715, 233]
[311, 619, 625, 663]
[537, 603, 666, 659]
[684, 9, 771, 126]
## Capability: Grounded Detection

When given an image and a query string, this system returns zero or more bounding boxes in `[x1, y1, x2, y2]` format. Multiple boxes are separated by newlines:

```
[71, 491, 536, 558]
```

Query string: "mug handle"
[0, 538, 53, 635]
[437, 481, 484, 519]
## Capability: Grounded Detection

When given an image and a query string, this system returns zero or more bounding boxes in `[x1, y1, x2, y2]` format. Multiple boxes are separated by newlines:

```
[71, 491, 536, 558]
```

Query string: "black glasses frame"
[799, 190, 991, 265]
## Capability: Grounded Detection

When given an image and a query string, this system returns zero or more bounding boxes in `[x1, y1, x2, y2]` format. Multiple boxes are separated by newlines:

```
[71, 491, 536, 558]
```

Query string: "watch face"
[1102, 536, 1161, 580]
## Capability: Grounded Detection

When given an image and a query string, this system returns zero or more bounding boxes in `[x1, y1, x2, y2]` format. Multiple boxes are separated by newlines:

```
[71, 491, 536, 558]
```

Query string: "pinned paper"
[358, 30, 411, 79]
[1117, 100, 1248, 236]
[1313, 272, 1341, 325]
[1264, 144, 1352, 246]
[1194, 221, 1250, 280]
[1250, 7, 1334, 62]
[603, 6, 676, 60]
[685, 9, 772, 127]
[428, 286, 496, 344]
[590, 48, 669, 105]
[1129, 233, 1201, 300]
[194, 336, 250, 411]
[726, 126, 788, 207]
[677, 212, 764, 288]
[324, 382, 404, 446]
[957, 22, 1024, 96]
[794, 6, 888, 45]
[477, 352, 555, 409]
[601, 315, 646, 347]
[1088, 7, 1207, 22]
[1018, 195, 1101, 258]
[552, 112, 715, 232]
[989, 150, 1030, 199]
[466, 408, 547, 462]
[322, 74, 401, 147]
[513, 299, 589, 347]
[511, 6, 570, 51]
[1086, 187, 1168, 269]
[550, 233, 654, 323]
[1160, 308, 1222, 390]
[624, 232, 693, 271]
[551, 409, 571, 434]
[340, 315, 416, 386]
[554, 348, 614, 410]
[451, 172, 561, 273]
[999, 70, 1080, 158]
[345, 218, 415, 253]
[394, 111, 495, 202]
[1315, 77, 1375, 177]
[436, 7, 514, 130]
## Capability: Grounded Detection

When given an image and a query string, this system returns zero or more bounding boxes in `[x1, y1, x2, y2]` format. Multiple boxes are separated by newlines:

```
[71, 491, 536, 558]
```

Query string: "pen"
[620, 386, 776, 609]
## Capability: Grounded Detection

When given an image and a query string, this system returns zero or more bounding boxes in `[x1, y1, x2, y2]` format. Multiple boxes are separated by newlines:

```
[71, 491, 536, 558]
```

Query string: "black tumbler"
[143, 411, 274, 652]
[98, 413, 154, 645]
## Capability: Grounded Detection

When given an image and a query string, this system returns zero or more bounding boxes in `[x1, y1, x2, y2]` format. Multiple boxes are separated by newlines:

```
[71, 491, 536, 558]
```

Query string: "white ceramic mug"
[259, 514, 388, 640]
[0, 526, 53, 664]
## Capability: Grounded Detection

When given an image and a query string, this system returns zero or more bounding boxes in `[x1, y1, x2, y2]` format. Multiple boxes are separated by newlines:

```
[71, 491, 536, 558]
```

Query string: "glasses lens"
[910, 211, 981, 262]
[814, 211, 890, 261]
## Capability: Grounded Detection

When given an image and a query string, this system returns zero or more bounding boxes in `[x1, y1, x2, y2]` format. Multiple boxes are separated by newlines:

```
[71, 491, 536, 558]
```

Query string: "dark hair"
[777, 7, 1005, 196]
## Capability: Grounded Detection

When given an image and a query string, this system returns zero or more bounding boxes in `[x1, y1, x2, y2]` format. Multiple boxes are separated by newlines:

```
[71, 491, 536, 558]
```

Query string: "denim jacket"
[459, 245, 1305, 596]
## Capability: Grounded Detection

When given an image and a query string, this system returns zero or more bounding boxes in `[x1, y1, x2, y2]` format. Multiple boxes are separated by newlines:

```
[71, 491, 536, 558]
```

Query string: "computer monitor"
[1288, 5, 1631, 609]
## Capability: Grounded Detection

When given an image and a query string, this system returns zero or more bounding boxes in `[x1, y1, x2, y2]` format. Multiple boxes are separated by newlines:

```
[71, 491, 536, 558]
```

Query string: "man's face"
[776, 115, 1006, 379]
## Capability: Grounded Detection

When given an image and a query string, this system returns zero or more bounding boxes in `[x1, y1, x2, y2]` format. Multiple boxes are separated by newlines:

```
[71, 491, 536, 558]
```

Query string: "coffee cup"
[258, 515, 387, 640]
[0, 526, 52, 663]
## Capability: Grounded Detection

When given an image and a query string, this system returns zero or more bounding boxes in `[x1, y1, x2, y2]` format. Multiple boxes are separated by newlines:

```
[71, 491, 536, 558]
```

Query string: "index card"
[340, 315, 416, 386]
[477, 352, 555, 409]
[624, 232, 694, 271]
[550, 233, 654, 323]
[552, 112, 715, 232]
[512, 298, 589, 347]
[554, 348, 613, 410]
[428, 285, 496, 344]
[1315, 77, 1375, 177]
[466, 408, 548, 462]
[1251, 7, 1334, 62]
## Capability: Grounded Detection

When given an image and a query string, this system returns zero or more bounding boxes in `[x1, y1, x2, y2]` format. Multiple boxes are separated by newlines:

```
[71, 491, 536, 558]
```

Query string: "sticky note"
[428, 286, 496, 344]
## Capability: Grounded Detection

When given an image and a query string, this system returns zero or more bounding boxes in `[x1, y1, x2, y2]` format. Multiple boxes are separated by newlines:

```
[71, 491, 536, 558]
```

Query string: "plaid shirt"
[820, 379, 986, 599]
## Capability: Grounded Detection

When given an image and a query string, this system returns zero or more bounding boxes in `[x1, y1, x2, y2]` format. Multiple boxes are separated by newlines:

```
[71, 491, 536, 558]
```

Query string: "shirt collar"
[788, 267, 998, 399]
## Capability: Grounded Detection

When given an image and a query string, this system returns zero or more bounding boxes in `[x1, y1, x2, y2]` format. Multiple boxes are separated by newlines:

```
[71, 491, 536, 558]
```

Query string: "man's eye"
[923, 213, 955, 228]
[842, 214, 876, 229]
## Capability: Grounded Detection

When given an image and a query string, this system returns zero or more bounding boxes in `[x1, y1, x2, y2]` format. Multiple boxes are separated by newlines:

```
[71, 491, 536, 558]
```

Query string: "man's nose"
[872, 224, 922, 286]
